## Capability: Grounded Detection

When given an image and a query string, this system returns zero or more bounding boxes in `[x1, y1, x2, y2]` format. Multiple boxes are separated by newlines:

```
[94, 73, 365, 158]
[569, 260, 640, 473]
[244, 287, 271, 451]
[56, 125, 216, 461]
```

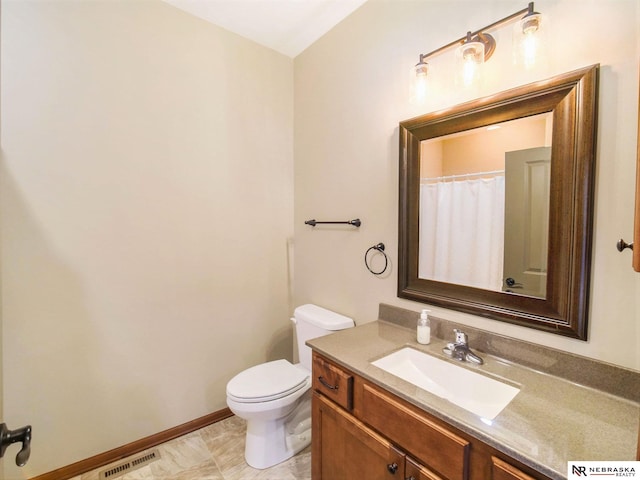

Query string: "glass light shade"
[513, 12, 546, 69]
[410, 61, 429, 105]
[455, 40, 484, 88]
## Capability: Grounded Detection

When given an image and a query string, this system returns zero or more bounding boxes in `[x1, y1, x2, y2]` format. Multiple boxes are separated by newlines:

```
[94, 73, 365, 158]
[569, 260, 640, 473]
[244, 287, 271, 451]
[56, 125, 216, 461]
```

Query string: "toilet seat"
[227, 359, 309, 403]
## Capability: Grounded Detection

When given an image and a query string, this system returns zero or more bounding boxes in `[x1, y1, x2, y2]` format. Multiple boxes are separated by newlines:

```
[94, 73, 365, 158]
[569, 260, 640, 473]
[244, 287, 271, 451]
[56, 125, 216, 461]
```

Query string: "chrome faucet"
[443, 329, 484, 365]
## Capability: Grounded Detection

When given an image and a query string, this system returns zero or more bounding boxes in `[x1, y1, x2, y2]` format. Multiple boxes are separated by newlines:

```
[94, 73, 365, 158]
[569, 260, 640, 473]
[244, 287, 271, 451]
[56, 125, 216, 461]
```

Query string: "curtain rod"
[421, 170, 504, 183]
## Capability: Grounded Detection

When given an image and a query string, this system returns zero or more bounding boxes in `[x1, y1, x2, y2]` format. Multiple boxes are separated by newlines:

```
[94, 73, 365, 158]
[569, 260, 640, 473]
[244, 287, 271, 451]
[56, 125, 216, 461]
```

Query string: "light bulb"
[462, 55, 477, 87]
[521, 30, 538, 68]
[513, 11, 545, 69]
[410, 60, 429, 104]
[456, 40, 484, 88]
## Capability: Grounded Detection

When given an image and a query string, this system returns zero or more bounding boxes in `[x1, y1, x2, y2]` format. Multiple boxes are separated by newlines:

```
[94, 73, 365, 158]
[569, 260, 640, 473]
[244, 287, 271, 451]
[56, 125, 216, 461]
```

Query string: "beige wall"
[1, 0, 293, 477]
[421, 115, 549, 177]
[443, 116, 547, 175]
[294, 0, 640, 370]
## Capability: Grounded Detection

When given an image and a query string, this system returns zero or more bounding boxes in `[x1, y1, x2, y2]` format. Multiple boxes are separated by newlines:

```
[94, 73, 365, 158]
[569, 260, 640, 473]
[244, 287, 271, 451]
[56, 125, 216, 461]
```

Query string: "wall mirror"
[398, 65, 598, 339]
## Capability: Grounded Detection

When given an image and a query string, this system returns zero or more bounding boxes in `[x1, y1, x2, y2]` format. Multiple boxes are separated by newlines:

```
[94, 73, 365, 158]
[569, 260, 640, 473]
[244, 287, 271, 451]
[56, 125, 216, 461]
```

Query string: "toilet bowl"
[226, 360, 312, 469]
[226, 304, 354, 469]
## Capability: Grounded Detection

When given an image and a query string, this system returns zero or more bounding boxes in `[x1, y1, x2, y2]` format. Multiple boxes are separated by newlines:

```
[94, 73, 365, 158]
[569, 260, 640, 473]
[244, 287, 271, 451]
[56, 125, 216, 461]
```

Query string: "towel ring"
[365, 243, 388, 275]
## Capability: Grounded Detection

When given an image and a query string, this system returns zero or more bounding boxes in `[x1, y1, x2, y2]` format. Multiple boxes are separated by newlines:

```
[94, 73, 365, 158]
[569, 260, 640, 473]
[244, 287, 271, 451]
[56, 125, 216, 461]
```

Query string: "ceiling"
[163, 0, 369, 58]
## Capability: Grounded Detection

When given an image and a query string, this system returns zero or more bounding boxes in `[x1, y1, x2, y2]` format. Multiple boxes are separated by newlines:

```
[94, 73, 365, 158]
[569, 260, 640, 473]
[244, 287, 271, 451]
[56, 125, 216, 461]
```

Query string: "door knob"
[0, 423, 32, 467]
[617, 238, 634, 252]
[387, 462, 399, 474]
[505, 277, 523, 288]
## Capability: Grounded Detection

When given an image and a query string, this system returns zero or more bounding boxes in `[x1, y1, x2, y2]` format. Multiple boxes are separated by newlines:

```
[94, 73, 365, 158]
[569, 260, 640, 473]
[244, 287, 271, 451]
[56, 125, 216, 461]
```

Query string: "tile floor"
[71, 416, 311, 480]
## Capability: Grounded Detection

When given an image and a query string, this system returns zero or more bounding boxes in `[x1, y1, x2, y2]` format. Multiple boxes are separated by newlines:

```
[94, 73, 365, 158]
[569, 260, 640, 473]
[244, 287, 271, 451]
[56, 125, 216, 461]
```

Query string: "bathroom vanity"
[312, 352, 542, 479]
[308, 305, 640, 480]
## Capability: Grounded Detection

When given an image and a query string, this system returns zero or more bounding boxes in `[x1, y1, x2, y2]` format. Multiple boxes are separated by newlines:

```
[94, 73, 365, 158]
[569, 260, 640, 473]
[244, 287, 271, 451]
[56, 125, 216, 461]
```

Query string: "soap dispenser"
[417, 309, 431, 345]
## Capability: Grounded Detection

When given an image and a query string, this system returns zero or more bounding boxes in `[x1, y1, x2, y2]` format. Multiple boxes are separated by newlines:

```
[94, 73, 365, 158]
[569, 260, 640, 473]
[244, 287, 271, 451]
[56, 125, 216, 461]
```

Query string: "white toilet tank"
[292, 304, 354, 371]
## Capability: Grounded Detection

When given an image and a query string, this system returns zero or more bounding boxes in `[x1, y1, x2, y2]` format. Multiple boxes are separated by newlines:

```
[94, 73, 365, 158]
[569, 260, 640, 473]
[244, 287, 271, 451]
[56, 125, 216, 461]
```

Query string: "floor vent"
[98, 448, 161, 479]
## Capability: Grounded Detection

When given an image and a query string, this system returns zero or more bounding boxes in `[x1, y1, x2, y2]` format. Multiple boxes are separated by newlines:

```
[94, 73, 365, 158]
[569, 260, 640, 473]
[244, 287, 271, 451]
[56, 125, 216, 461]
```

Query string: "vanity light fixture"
[411, 2, 544, 102]
[411, 59, 429, 104]
[513, 3, 546, 69]
[455, 31, 492, 88]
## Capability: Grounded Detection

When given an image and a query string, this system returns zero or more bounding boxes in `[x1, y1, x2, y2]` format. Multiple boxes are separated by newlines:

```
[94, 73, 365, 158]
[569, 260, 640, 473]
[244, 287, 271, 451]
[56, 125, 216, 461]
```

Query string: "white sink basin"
[371, 347, 519, 420]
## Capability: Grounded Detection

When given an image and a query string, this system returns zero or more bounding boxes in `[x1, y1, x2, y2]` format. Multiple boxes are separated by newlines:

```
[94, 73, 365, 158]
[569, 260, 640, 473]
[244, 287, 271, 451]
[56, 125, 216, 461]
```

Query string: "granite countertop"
[307, 317, 639, 480]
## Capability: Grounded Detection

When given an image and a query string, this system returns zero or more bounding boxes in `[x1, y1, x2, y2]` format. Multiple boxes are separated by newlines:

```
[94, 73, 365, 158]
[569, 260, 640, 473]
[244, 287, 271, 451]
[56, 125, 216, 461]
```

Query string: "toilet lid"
[227, 359, 309, 403]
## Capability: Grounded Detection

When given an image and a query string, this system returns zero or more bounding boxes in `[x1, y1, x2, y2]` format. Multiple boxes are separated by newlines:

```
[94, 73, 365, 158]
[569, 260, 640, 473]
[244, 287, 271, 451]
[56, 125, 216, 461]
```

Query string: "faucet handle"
[453, 329, 468, 345]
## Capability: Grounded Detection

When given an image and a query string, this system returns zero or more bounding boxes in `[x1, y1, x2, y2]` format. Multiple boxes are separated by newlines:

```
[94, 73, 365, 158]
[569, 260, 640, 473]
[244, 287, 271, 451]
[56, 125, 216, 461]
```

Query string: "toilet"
[226, 304, 354, 469]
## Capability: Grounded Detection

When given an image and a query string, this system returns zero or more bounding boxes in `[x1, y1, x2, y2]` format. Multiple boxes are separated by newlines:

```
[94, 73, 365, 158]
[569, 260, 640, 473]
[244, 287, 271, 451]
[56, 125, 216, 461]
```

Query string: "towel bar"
[304, 219, 361, 227]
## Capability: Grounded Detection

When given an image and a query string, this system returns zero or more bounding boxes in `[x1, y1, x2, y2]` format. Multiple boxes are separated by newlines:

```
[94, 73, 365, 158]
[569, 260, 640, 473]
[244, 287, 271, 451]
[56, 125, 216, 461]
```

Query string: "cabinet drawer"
[361, 383, 470, 480]
[312, 353, 353, 411]
[491, 456, 536, 480]
[406, 456, 445, 480]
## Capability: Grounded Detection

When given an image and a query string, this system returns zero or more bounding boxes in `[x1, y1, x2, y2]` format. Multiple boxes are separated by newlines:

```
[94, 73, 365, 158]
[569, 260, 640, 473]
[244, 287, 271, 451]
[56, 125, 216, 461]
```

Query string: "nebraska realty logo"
[568, 462, 640, 478]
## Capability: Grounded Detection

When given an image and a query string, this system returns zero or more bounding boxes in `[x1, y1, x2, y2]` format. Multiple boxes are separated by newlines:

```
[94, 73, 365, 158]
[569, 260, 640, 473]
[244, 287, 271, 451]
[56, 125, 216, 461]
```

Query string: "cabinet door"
[312, 392, 405, 480]
[634, 68, 640, 272]
[491, 456, 536, 480]
[406, 456, 445, 480]
[360, 383, 470, 480]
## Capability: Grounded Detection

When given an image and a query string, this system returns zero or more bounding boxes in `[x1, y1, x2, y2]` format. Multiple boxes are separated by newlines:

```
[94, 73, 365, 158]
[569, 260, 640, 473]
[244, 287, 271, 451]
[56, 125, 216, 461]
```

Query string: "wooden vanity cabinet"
[311, 352, 552, 480]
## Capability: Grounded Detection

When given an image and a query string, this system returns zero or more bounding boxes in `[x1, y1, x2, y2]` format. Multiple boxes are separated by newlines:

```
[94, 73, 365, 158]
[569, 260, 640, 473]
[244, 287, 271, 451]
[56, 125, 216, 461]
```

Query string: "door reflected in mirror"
[418, 113, 552, 299]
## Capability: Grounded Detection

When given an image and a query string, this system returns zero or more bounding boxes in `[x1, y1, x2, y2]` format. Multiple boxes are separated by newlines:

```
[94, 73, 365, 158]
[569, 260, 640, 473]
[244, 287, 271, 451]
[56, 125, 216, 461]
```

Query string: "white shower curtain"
[419, 176, 505, 291]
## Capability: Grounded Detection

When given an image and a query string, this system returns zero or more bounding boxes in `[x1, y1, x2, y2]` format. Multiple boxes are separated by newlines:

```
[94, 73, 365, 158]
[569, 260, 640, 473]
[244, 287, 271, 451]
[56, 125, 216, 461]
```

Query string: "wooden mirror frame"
[398, 65, 599, 340]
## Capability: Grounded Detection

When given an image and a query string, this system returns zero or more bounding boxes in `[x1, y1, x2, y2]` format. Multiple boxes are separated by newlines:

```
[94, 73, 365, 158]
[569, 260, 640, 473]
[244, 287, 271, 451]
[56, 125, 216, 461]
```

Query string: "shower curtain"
[419, 176, 505, 291]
